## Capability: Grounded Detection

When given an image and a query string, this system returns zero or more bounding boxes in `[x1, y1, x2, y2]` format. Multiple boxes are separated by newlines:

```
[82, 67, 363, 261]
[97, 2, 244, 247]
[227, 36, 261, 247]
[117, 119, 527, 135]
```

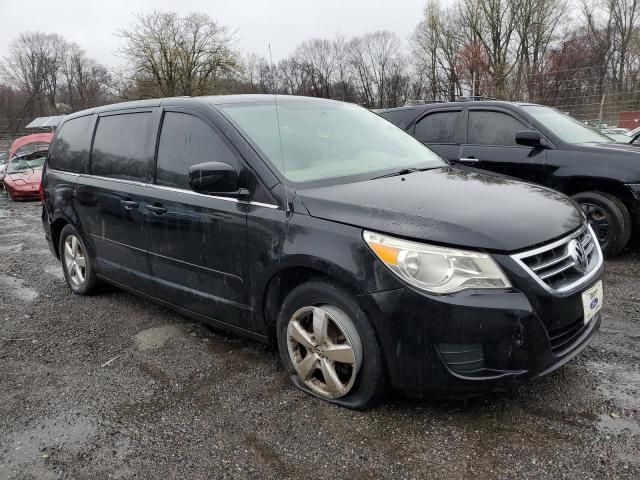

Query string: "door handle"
[120, 199, 139, 210]
[146, 204, 167, 215]
[459, 157, 479, 163]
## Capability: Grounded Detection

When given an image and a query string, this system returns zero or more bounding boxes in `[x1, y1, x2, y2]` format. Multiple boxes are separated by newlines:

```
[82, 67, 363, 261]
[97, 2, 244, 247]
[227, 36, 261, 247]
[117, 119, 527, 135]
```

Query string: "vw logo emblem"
[568, 239, 589, 273]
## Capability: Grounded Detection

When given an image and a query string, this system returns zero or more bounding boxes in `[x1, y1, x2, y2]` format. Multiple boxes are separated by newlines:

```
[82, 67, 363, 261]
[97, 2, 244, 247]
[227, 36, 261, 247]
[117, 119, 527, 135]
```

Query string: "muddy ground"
[0, 195, 638, 480]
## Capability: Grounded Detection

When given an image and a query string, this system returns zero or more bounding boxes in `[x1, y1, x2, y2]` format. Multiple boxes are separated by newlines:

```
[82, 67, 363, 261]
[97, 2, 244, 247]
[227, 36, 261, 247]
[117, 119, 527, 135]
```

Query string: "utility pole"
[472, 72, 476, 98]
[598, 93, 606, 129]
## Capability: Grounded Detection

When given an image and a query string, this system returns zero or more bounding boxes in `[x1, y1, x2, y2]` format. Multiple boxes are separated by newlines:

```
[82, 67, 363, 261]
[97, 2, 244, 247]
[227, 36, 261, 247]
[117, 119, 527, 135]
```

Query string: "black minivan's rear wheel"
[59, 224, 98, 295]
[277, 280, 386, 409]
[572, 191, 632, 256]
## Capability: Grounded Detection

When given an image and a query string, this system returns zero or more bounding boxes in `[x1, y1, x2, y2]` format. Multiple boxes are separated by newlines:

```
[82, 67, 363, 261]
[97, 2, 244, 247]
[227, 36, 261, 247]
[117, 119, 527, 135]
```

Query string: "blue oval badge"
[590, 298, 599, 310]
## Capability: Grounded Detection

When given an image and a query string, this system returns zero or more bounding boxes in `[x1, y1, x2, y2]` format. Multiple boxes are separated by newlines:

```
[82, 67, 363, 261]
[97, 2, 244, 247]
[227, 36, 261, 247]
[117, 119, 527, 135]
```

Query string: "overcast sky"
[0, 0, 433, 67]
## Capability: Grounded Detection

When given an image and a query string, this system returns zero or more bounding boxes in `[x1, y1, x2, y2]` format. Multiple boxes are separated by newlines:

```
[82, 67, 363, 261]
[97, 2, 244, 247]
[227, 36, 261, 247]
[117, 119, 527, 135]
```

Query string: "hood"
[563, 142, 640, 182]
[573, 141, 640, 153]
[296, 167, 583, 252]
[7, 168, 43, 184]
[8, 133, 53, 157]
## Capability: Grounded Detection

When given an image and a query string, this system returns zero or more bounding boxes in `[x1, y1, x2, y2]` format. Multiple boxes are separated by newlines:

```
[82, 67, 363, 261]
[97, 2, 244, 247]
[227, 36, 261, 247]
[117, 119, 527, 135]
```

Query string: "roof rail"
[405, 95, 499, 106]
[465, 95, 498, 101]
[406, 99, 446, 106]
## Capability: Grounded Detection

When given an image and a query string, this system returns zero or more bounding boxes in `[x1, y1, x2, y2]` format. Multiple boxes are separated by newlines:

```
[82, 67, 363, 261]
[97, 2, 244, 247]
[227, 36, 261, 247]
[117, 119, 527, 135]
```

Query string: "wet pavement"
[0, 195, 638, 479]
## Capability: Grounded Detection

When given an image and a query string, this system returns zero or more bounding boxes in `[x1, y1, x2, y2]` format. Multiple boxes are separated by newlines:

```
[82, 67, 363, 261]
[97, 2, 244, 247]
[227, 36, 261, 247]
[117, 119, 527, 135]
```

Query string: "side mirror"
[188, 161, 248, 197]
[515, 130, 543, 147]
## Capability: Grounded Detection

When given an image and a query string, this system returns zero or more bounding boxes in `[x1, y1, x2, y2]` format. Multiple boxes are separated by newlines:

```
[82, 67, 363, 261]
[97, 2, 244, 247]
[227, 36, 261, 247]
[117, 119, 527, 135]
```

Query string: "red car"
[8, 132, 53, 158]
[3, 150, 47, 201]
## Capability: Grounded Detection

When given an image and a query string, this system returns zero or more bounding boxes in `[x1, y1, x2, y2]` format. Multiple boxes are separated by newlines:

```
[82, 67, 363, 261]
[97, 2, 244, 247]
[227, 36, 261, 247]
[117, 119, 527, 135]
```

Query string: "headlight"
[363, 231, 511, 294]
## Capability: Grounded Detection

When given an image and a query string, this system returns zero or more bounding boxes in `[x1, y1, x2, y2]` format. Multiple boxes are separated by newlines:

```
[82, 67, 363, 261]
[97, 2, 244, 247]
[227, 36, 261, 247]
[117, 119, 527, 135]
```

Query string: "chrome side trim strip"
[47, 169, 80, 178]
[73, 172, 280, 209]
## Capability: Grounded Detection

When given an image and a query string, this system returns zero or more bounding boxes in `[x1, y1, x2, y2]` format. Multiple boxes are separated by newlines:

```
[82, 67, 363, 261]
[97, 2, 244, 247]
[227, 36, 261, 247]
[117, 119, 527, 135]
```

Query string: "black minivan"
[42, 95, 604, 409]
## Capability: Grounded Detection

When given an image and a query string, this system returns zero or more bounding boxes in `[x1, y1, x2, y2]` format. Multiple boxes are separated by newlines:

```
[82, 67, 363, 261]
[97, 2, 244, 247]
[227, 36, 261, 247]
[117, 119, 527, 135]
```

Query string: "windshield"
[219, 99, 445, 185]
[7, 155, 46, 174]
[604, 132, 631, 143]
[521, 105, 612, 144]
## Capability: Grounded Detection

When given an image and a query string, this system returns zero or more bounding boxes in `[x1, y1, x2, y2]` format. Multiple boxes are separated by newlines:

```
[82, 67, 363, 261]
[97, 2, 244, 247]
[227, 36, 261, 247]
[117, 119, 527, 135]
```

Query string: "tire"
[572, 191, 632, 256]
[276, 280, 386, 410]
[59, 224, 98, 295]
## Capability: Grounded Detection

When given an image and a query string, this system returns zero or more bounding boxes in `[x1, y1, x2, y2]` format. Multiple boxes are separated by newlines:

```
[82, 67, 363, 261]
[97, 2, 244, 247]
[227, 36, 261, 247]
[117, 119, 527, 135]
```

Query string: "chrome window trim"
[150, 183, 279, 209]
[511, 224, 603, 295]
[79, 173, 146, 187]
[47, 169, 80, 177]
[71, 172, 279, 209]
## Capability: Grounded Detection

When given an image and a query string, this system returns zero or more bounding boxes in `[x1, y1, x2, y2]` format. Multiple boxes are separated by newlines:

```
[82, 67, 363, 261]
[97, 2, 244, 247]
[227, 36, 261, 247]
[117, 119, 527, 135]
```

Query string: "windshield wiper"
[371, 167, 432, 180]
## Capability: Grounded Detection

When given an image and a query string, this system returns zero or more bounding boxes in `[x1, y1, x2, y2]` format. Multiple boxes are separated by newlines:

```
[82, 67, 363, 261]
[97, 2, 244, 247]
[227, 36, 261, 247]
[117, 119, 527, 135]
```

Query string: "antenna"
[268, 43, 290, 213]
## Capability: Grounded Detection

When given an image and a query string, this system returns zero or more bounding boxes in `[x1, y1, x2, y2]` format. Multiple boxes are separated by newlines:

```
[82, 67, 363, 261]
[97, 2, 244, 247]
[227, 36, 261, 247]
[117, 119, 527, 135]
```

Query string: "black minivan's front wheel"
[277, 281, 386, 410]
[572, 191, 632, 256]
[59, 224, 98, 295]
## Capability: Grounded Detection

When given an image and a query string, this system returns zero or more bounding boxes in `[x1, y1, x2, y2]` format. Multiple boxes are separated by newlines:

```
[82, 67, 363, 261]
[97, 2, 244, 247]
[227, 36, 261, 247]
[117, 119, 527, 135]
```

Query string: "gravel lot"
[0, 194, 638, 480]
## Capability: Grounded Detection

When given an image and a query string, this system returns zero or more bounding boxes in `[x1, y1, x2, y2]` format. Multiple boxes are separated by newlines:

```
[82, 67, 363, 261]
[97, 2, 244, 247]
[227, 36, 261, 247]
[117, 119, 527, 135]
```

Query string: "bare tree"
[460, 0, 521, 97]
[1, 32, 67, 116]
[515, 0, 568, 99]
[61, 43, 112, 110]
[609, 0, 640, 91]
[295, 39, 334, 97]
[412, 0, 464, 100]
[331, 35, 354, 101]
[118, 11, 240, 97]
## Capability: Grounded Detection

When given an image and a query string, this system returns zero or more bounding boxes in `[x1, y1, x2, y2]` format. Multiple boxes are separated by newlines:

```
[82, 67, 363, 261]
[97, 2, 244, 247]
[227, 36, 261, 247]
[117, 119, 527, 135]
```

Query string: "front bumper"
[361, 268, 604, 395]
[7, 183, 40, 200]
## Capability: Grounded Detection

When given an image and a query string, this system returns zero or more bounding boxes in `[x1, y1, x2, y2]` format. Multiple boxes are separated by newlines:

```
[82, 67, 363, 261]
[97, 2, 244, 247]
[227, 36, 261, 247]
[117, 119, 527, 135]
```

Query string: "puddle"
[139, 362, 172, 385]
[134, 324, 188, 351]
[597, 414, 640, 435]
[0, 243, 23, 254]
[205, 335, 268, 370]
[589, 361, 640, 410]
[0, 274, 39, 302]
[0, 416, 96, 479]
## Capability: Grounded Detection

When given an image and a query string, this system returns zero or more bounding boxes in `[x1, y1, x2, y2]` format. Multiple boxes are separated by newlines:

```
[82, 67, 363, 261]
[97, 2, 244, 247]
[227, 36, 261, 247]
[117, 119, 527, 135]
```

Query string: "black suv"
[42, 95, 603, 409]
[378, 101, 640, 256]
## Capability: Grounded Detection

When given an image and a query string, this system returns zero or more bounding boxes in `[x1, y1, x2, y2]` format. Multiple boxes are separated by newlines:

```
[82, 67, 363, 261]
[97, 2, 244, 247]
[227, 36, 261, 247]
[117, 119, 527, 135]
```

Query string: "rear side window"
[48, 115, 93, 173]
[91, 112, 153, 182]
[468, 111, 526, 146]
[378, 109, 415, 129]
[414, 111, 461, 143]
[156, 112, 239, 189]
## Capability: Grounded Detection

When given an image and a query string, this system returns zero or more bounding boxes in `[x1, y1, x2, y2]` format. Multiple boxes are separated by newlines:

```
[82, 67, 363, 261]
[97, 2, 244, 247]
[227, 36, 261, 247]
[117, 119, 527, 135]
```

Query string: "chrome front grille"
[512, 226, 602, 293]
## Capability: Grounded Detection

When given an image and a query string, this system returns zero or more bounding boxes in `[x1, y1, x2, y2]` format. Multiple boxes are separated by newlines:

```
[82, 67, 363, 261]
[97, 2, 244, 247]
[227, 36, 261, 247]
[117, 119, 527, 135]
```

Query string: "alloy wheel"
[286, 305, 362, 399]
[580, 202, 610, 243]
[64, 235, 87, 288]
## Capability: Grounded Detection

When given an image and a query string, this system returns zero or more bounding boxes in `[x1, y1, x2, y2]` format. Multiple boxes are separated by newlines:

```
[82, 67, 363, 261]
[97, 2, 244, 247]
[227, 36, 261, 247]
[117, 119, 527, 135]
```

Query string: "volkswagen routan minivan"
[42, 95, 604, 409]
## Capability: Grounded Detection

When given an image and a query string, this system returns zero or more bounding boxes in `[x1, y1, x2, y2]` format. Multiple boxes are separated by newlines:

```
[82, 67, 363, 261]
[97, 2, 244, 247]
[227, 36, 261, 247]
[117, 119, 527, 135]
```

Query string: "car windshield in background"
[604, 132, 631, 143]
[219, 99, 445, 184]
[14, 142, 51, 157]
[521, 105, 612, 144]
[7, 155, 46, 173]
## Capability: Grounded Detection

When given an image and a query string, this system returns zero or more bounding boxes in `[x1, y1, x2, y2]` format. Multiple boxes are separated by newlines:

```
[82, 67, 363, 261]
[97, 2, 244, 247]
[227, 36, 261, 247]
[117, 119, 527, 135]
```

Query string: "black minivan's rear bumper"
[362, 270, 603, 396]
